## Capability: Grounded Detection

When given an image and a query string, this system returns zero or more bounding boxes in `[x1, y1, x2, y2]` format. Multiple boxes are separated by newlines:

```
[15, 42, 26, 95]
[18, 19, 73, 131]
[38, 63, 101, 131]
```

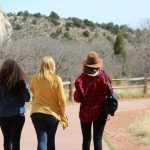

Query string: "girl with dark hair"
[0, 59, 30, 150]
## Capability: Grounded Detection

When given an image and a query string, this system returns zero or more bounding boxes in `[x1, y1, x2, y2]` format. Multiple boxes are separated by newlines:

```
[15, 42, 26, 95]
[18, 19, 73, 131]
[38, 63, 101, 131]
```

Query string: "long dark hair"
[0, 59, 27, 97]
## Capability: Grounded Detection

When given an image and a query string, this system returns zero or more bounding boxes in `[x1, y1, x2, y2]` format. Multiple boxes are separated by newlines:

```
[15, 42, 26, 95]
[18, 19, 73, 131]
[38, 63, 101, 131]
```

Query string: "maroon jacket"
[74, 69, 112, 123]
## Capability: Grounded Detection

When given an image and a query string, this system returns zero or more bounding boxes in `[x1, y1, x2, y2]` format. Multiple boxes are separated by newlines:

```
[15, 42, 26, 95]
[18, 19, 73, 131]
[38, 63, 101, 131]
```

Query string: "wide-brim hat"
[82, 51, 103, 68]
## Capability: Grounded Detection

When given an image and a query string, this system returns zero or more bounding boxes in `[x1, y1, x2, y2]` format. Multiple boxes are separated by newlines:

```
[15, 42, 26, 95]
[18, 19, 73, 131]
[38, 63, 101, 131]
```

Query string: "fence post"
[144, 75, 148, 95]
[69, 77, 73, 101]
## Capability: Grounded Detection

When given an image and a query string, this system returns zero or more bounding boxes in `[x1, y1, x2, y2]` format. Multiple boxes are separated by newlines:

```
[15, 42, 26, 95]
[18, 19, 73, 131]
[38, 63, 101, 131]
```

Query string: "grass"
[103, 136, 115, 150]
[129, 110, 150, 145]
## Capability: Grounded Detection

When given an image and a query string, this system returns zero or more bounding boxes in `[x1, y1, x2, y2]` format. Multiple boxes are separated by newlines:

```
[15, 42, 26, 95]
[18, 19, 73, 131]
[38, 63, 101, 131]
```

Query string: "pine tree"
[114, 33, 127, 60]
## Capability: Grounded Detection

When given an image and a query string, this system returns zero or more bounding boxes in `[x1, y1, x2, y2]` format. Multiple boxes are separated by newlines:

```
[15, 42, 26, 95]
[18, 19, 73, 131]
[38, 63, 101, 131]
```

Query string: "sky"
[0, 0, 150, 29]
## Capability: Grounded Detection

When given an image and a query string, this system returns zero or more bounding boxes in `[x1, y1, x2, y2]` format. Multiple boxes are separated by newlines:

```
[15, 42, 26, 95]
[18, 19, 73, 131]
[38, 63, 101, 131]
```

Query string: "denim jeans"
[80, 114, 107, 150]
[31, 113, 59, 150]
[0, 114, 25, 150]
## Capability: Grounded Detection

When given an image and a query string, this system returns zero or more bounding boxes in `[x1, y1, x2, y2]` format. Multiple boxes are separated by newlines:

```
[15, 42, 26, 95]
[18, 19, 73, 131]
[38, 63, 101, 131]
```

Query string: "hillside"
[1, 11, 150, 79]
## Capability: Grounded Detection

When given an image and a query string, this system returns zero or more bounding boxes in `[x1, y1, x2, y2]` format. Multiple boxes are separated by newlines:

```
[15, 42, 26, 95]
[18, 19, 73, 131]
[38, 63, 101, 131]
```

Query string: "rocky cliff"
[0, 11, 12, 47]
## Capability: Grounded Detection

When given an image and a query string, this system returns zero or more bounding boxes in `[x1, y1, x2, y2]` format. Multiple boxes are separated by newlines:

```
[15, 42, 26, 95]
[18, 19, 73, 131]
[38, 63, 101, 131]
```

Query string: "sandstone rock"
[0, 11, 12, 47]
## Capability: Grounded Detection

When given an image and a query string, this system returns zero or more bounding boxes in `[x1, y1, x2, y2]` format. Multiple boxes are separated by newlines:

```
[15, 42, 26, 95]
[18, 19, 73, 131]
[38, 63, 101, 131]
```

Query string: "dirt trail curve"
[0, 99, 150, 150]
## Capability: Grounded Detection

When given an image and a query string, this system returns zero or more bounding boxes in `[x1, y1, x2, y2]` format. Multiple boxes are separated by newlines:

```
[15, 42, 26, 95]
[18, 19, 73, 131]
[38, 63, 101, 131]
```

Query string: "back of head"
[82, 51, 103, 74]
[0, 59, 25, 93]
[38, 56, 56, 81]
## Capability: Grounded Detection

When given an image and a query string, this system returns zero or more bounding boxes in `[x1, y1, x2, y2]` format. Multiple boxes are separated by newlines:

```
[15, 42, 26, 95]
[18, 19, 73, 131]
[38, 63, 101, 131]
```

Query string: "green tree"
[71, 17, 83, 28]
[83, 19, 95, 29]
[17, 11, 24, 16]
[114, 33, 127, 60]
[49, 11, 60, 20]
[33, 12, 42, 18]
[23, 11, 30, 17]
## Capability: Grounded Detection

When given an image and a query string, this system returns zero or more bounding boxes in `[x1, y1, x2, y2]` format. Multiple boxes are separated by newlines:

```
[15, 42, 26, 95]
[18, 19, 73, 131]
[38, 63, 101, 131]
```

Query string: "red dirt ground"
[104, 109, 150, 150]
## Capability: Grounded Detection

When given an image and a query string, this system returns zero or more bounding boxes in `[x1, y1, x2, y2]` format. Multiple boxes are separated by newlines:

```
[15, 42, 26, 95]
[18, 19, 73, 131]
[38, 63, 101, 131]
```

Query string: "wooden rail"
[63, 77, 150, 101]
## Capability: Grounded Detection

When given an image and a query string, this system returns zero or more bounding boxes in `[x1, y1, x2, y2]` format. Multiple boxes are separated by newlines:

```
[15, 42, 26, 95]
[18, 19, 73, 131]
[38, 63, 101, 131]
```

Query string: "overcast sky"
[0, 0, 150, 28]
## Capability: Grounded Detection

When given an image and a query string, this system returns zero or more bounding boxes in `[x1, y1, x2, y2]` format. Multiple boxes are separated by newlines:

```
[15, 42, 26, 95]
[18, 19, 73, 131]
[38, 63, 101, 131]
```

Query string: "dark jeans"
[80, 115, 107, 150]
[0, 114, 25, 150]
[31, 113, 59, 150]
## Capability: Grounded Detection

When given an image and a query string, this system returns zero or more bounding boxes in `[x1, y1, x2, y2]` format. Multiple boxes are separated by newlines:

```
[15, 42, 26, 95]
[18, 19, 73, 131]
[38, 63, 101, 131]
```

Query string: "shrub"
[71, 17, 83, 28]
[65, 22, 72, 31]
[83, 30, 89, 37]
[33, 13, 42, 18]
[23, 11, 30, 17]
[63, 32, 72, 40]
[56, 27, 62, 34]
[15, 24, 22, 30]
[50, 18, 60, 26]
[50, 28, 62, 39]
[83, 19, 95, 29]
[49, 11, 60, 20]
[17, 11, 24, 16]
[32, 19, 37, 25]
[50, 32, 60, 39]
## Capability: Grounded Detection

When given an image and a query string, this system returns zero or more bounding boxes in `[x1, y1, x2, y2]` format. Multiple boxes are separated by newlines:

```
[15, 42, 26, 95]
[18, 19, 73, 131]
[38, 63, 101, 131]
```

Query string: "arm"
[57, 77, 66, 116]
[23, 80, 30, 102]
[30, 76, 34, 95]
[17, 80, 30, 102]
[29, 76, 35, 102]
[74, 79, 84, 103]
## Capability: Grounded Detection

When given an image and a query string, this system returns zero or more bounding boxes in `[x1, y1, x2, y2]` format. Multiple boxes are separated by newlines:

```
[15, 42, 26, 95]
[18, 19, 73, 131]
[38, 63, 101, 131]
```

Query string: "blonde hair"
[38, 56, 56, 83]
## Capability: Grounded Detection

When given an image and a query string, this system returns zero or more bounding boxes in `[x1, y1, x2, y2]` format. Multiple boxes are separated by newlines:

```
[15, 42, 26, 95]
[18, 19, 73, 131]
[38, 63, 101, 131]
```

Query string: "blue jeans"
[80, 114, 107, 150]
[31, 113, 59, 150]
[0, 114, 25, 150]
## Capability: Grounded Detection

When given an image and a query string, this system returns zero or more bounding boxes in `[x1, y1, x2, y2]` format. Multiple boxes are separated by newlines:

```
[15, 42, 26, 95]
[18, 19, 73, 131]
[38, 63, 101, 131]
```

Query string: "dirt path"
[0, 104, 109, 150]
[104, 98, 150, 150]
[0, 99, 150, 150]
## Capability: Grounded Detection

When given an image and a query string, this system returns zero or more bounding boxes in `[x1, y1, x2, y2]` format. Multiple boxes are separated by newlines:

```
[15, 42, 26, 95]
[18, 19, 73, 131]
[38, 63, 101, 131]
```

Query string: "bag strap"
[103, 70, 113, 95]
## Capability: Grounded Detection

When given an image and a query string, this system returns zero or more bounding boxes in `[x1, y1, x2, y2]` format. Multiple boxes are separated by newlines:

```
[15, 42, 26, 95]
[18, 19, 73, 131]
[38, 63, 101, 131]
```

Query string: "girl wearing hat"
[74, 51, 112, 150]
[30, 56, 68, 150]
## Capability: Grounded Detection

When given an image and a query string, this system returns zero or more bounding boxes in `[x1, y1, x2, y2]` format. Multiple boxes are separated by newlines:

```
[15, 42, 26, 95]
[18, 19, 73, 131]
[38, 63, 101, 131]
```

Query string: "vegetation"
[32, 19, 37, 25]
[129, 111, 150, 145]
[33, 12, 42, 18]
[83, 30, 89, 37]
[69, 17, 83, 28]
[1, 10, 150, 80]
[65, 22, 72, 31]
[83, 19, 95, 29]
[63, 32, 72, 40]
[50, 18, 60, 26]
[114, 32, 127, 60]
[49, 11, 60, 20]
[15, 24, 22, 30]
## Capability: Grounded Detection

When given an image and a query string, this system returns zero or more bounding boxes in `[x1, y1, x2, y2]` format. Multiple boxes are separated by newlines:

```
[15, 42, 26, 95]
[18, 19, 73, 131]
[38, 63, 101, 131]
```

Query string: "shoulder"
[99, 69, 112, 82]
[32, 74, 38, 79]
[31, 74, 38, 82]
[75, 73, 86, 87]
[54, 75, 63, 83]
[75, 73, 85, 82]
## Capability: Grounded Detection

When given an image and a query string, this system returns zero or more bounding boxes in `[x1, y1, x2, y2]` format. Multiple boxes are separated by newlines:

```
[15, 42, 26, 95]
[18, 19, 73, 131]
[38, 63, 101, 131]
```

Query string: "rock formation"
[0, 11, 12, 48]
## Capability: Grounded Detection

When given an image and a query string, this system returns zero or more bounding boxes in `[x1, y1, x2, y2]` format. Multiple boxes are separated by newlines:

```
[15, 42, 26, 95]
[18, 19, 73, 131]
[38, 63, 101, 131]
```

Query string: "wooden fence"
[63, 77, 150, 101]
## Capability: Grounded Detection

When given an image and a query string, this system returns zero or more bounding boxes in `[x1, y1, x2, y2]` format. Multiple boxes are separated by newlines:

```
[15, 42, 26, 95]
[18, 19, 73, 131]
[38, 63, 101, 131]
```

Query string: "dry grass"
[129, 110, 150, 145]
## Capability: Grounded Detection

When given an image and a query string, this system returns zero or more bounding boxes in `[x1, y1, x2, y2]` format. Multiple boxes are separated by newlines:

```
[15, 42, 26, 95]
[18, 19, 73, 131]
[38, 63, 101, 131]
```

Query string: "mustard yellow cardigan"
[30, 74, 68, 129]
